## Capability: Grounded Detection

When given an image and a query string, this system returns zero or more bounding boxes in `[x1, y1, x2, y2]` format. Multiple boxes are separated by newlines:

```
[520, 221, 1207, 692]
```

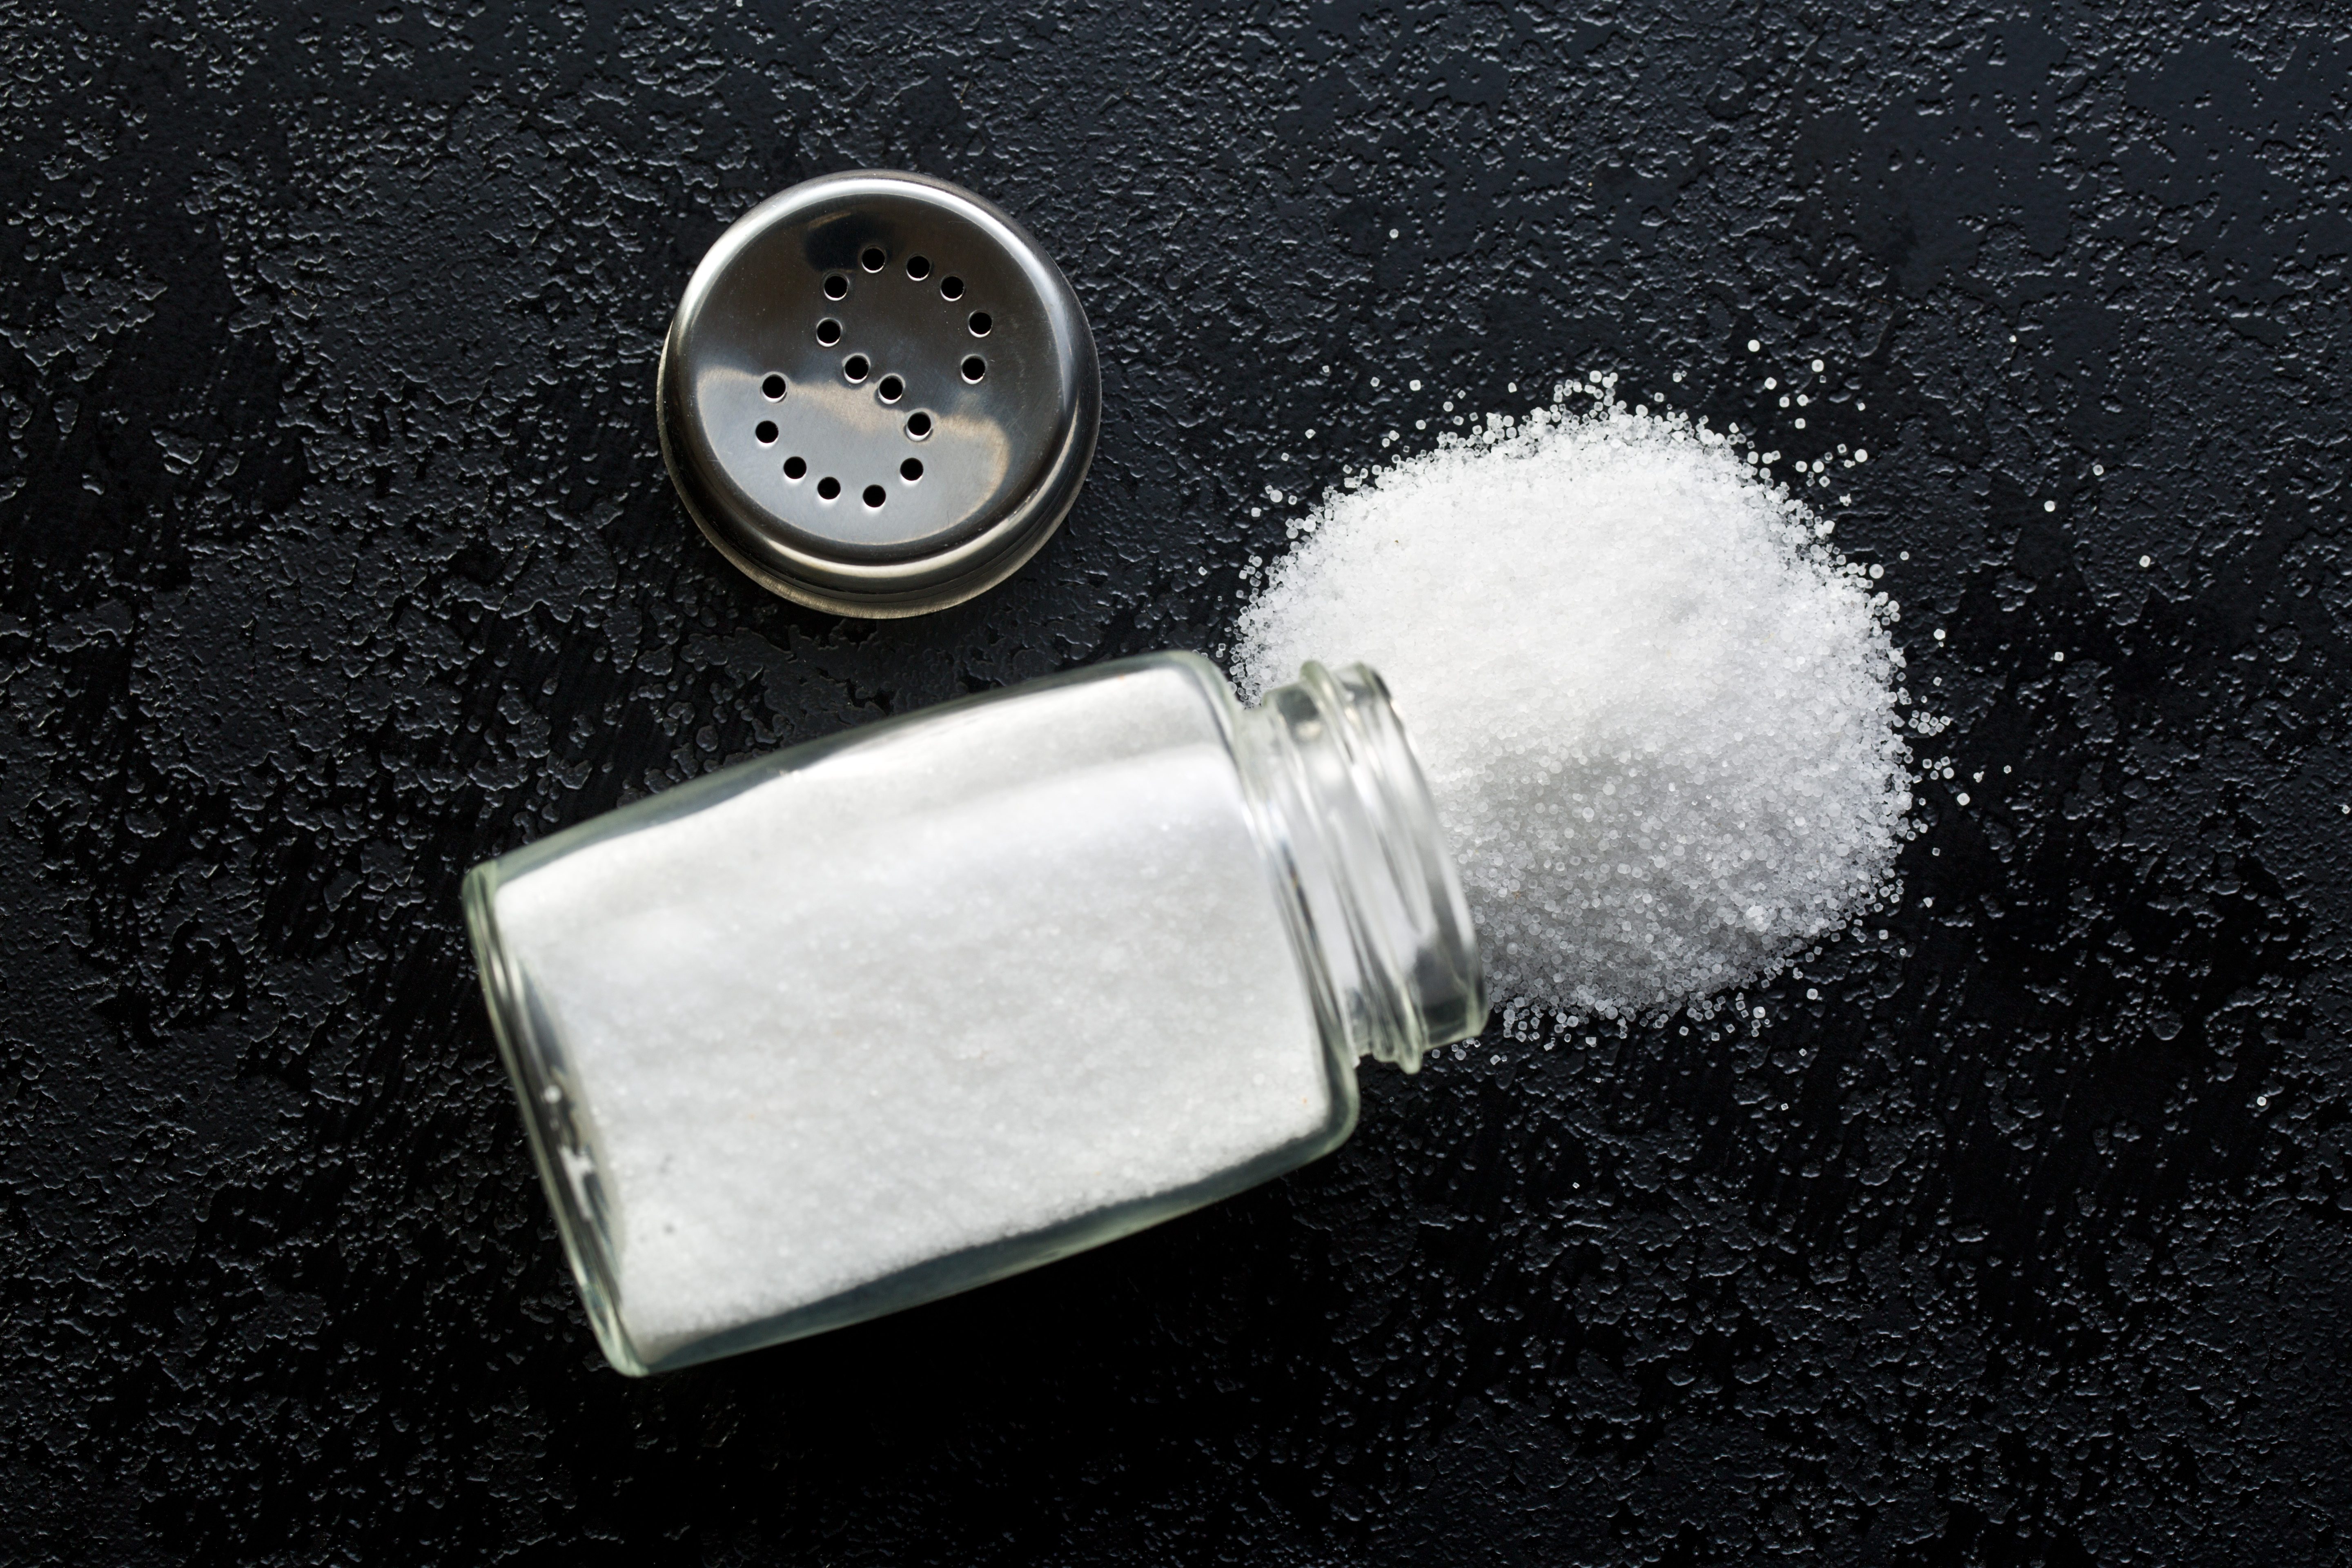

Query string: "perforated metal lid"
[657, 171, 1100, 619]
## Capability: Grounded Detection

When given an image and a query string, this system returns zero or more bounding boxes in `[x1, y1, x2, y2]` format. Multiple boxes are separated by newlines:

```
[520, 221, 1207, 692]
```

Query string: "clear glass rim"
[1307, 660, 1487, 1063]
[1238, 660, 1487, 1072]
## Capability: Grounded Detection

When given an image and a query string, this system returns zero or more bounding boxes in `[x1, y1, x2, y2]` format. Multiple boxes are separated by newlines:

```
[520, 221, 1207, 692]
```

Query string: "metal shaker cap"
[657, 171, 1100, 619]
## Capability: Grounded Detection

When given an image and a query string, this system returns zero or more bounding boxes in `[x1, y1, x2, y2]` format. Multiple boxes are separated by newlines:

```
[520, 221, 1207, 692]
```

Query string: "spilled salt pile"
[1234, 380, 1914, 1018]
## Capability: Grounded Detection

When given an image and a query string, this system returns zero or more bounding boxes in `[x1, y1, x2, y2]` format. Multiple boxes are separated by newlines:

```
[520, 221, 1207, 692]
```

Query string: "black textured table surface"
[5, 3, 2350, 1564]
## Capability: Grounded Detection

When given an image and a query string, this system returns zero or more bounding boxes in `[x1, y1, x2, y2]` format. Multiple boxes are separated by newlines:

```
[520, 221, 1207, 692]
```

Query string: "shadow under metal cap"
[657, 171, 1100, 619]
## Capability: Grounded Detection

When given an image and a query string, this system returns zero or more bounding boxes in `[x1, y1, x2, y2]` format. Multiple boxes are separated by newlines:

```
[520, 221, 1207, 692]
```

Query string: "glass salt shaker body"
[463, 651, 1484, 1375]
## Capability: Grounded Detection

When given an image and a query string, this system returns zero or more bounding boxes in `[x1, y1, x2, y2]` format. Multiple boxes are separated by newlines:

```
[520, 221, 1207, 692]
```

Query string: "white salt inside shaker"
[464, 651, 1483, 1374]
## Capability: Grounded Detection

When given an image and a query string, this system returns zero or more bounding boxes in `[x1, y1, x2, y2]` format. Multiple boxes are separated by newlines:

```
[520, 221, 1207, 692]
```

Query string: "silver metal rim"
[657, 170, 1100, 619]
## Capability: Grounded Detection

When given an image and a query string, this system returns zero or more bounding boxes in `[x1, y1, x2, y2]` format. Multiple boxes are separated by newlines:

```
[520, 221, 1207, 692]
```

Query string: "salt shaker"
[463, 652, 1484, 1374]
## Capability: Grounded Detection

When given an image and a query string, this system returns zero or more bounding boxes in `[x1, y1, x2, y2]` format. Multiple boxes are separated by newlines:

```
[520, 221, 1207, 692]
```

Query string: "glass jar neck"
[1236, 662, 1486, 1073]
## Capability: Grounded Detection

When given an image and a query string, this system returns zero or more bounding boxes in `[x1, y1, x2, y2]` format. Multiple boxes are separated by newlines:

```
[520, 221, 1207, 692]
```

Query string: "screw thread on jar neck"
[1237, 662, 1486, 1072]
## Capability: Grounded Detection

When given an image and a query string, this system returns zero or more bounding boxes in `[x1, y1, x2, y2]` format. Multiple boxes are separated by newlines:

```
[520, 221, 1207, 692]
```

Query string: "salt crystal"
[1235, 383, 1915, 1016]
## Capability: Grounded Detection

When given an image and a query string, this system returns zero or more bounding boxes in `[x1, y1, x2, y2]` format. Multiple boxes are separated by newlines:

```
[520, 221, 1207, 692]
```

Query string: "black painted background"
[3, 2, 2349, 1563]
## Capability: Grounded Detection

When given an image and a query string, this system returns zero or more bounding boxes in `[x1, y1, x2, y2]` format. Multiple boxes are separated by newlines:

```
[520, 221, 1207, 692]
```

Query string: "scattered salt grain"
[1235, 383, 1915, 1017]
